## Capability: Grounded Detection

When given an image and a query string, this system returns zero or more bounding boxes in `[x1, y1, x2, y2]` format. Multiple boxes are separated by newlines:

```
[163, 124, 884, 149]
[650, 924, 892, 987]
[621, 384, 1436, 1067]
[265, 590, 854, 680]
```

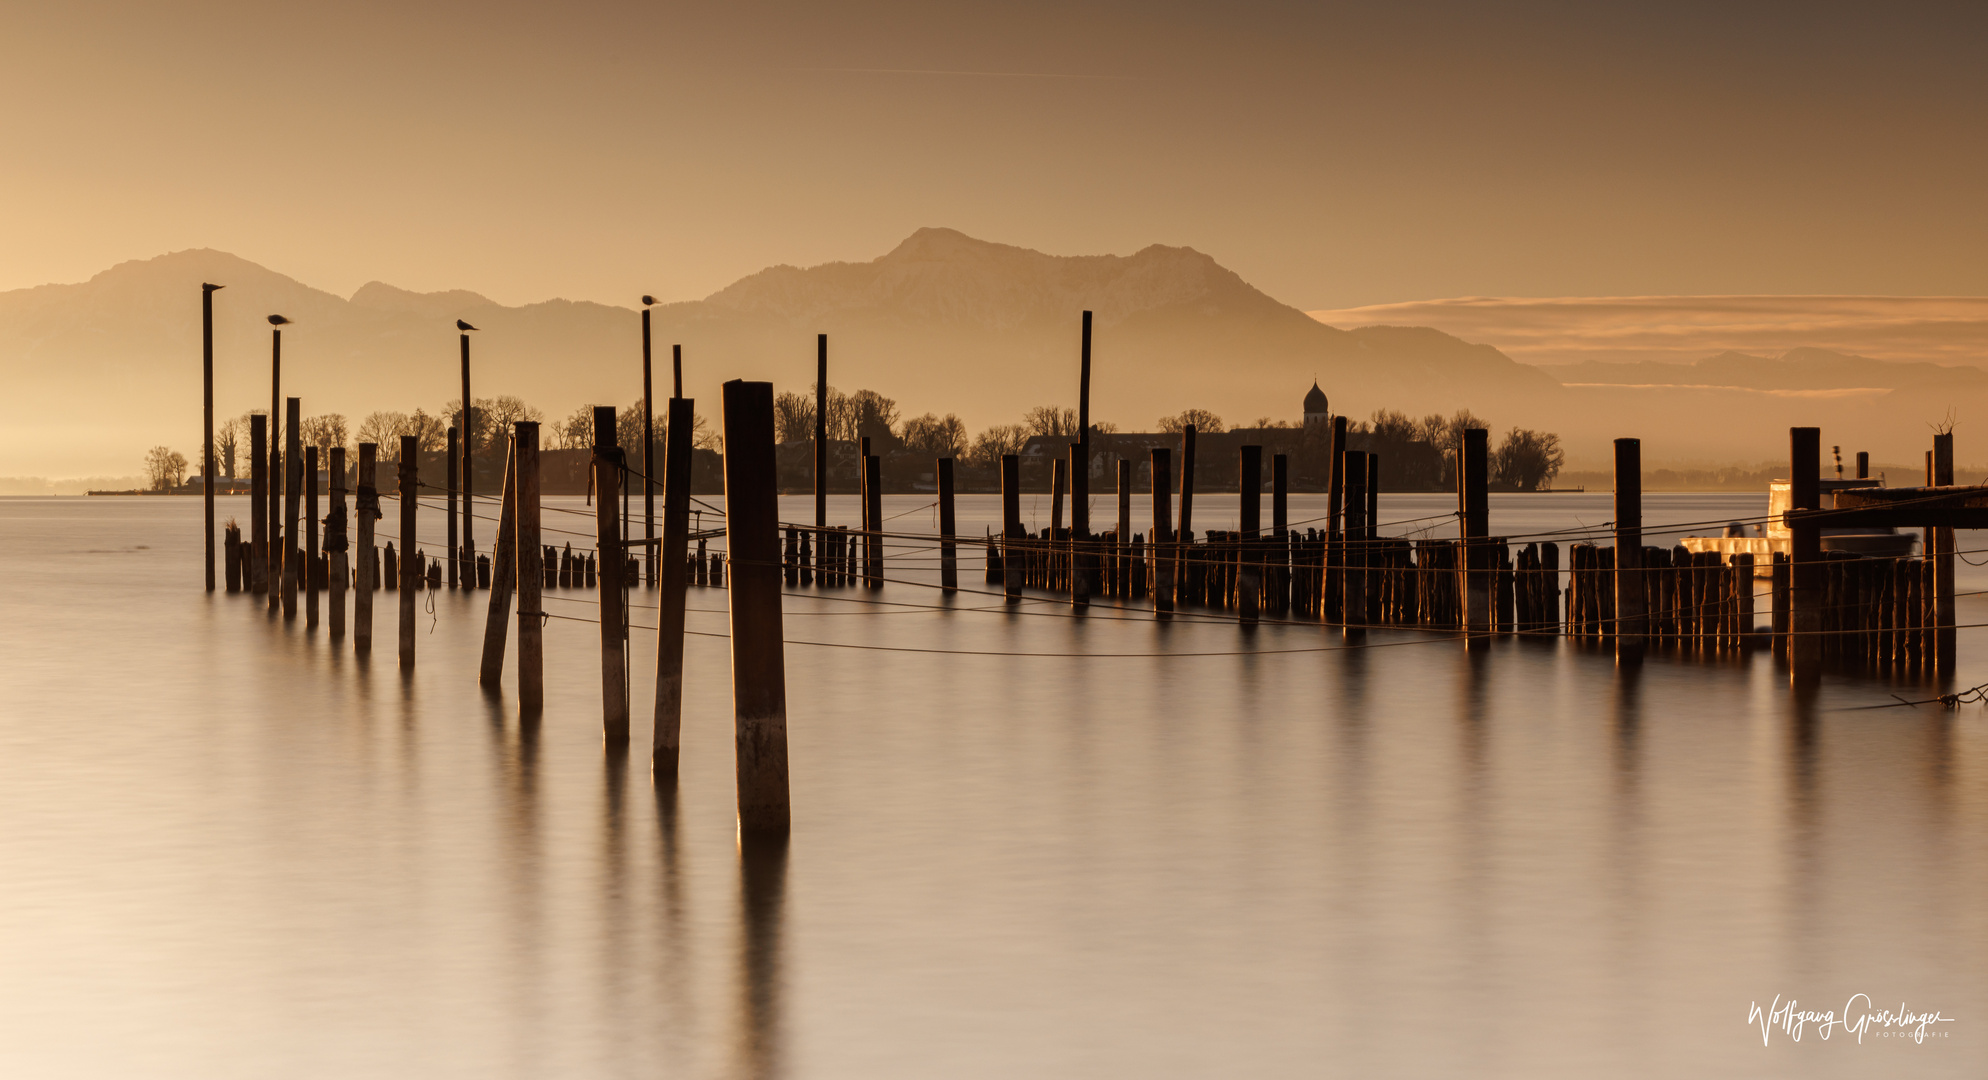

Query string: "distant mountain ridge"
[0, 229, 1567, 476]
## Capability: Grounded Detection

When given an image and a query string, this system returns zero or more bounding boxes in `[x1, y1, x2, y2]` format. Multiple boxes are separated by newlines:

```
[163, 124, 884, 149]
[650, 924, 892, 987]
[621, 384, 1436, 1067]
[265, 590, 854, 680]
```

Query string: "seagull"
[268, 314, 290, 325]
[642, 295, 656, 307]
[457, 319, 478, 332]
[203, 282, 223, 292]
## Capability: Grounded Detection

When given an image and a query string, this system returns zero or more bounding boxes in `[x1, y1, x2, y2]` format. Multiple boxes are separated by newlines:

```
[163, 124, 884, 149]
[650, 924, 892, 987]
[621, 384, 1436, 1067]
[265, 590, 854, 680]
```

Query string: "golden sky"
[4, 1, 1986, 310]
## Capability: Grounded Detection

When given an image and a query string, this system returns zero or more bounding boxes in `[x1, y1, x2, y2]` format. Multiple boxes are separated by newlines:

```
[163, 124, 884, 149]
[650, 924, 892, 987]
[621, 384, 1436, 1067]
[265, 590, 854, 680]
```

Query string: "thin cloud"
[792, 66, 1142, 80]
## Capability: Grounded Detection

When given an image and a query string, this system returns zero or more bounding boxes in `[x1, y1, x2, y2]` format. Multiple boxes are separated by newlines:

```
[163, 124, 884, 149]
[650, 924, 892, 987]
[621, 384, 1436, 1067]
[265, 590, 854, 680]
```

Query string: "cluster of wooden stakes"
[193, 291, 1981, 838]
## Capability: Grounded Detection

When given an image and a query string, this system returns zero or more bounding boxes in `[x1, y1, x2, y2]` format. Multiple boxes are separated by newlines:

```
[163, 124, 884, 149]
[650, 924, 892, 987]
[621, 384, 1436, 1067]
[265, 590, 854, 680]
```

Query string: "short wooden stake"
[1151, 447, 1174, 617]
[447, 425, 460, 589]
[1789, 427, 1822, 686]
[1461, 428, 1490, 650]
[328, 447, 347, 637]
[723, 380, 791, 834]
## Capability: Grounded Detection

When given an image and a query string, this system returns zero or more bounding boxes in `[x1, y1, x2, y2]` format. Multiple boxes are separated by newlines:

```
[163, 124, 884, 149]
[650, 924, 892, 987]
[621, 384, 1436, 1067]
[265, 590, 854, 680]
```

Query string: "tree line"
[158, 389, 1563, 494]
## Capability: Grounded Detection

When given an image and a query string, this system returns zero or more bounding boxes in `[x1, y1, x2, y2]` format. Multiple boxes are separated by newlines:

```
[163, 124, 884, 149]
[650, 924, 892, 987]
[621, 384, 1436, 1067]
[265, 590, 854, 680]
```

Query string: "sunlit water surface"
[0, 493, 1983, 1078]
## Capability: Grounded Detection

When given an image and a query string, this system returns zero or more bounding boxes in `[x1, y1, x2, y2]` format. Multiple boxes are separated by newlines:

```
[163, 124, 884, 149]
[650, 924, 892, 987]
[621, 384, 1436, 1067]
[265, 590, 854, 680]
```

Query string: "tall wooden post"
[1177, 424, 1196, 609]
[1003, 454, 1023, 603]
[1325, 415, 1348, 619]
[1238, 445, 1262, 624]
[328, 447, 346, 638]
[864, 453, 883, 589]
[515, 424, 543, 713]
[478, 435, 519, 686]
[268, 323, 282, 610]
[1073, 311, 1091, 537]
[1342, 450, 1367, 636]
[250, 415, 268, 595]
[1614, 437, 1645, 662]
[1272, 453, 1288, 535]
[447, 425, 460, 589]
[305, 444, 320, 628]
[1933, 431, 1956, 674]
[1151, 447, 1174, 617]
[722, 380, 791, 834]
[398, 435, 419, 669]
[1789, 427, 1822, 686]
[859, 436, 872, 586]
[1461, 428, 1490, 650]
[460, 331, 474, 571]
[814, 334, 827, 550]
[654, 398, 695, 774]
[1239, 446, 1262, 539]
[356, 443, 376, 654]
[643, 305, 656, 587]
[282, 398, 302, 617]
[938, 457, 958, 594]
[594, 407, 629, 745]
[201, 283, 220, 590]
[1050, 458, 1067, 538]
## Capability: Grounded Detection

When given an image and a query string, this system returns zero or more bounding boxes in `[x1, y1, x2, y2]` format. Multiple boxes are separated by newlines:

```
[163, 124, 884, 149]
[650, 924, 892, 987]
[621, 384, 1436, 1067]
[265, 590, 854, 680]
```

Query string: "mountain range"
[2, 228, 1984, 479]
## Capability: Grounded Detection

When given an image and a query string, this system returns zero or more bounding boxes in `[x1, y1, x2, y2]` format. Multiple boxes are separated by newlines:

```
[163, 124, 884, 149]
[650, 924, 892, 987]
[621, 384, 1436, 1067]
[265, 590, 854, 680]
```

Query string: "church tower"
[1303, 381, 1329, 429]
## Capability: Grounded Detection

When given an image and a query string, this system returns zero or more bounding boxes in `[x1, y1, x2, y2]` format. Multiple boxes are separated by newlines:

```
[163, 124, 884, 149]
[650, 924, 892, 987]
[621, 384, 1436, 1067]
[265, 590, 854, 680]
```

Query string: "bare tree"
[300, 413, 349, 458]
[356, 411, 409, 452]
[1158, 409, 1225, 434]
[774, 391, 816, 444]
[1023, 405, 1078, 438]
[1492, 429, 1565, 491]
[901, 413, 968, 459]
[215, 417, 243, 479]
[144, 446, 187, 491]
[967, 424, 1030, 468]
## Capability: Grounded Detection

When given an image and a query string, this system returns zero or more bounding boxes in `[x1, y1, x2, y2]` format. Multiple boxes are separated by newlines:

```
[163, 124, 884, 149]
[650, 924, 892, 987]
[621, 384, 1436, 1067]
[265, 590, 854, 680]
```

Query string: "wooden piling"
[398, 436, 418, 668]
[356, 443, 376, 653]
[282, 398, 302, 617]
[594, 407, 630, 745]
[1614, 438, 1645, 661]
[250, 415, 268, 596]
[1460, 428, 1490, 649]
[1003, 454, 1024, 603]
[1932, 432, 1956, 674]
[1151, 447, 1174, 617]
[722, 380, 791, 834]
[938, 457, 958, 594]
[305, 444, 320, 627]
[515, 424, 543, 713]
[460, 331, 475, 577]
[447, 426, 460, 588]
[1175, 424, 1197, 610]
[652, 396, 694, 773]
[1788, 428, 1822, 686]
[813, 335, 828, 576]
[202, 283, 219, 591]
[328, 447, 347, 636]
[642, 307, 656, 587]
[1343, 450, 1367, 636]
[268, 324, 283, 610]
[478, 434, 519, 687]
[865, 453, 883, 589]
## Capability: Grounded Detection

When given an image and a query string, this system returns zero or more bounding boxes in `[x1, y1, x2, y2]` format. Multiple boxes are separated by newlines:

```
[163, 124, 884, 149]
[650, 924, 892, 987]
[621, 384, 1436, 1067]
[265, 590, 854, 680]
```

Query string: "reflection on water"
[0, 493, 1982, 1079]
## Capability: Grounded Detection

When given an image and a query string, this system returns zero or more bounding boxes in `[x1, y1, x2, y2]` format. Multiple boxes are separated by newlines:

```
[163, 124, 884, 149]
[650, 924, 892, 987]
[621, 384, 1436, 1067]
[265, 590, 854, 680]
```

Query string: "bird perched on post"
[204, 283, 223, 293]
[457, 319, 477, 332]
[268, 314, 290, 325]
[642, 295, 656, 307]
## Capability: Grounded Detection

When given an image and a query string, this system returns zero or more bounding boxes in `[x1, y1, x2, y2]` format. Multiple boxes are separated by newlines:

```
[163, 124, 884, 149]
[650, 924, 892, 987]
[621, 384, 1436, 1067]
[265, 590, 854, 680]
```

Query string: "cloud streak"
[1309, 296, 1988, 368]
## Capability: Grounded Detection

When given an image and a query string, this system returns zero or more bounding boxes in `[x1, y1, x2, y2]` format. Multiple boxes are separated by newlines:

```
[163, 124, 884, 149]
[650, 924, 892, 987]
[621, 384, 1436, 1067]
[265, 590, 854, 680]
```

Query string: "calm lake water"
[0, 492, 1982, 1078]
